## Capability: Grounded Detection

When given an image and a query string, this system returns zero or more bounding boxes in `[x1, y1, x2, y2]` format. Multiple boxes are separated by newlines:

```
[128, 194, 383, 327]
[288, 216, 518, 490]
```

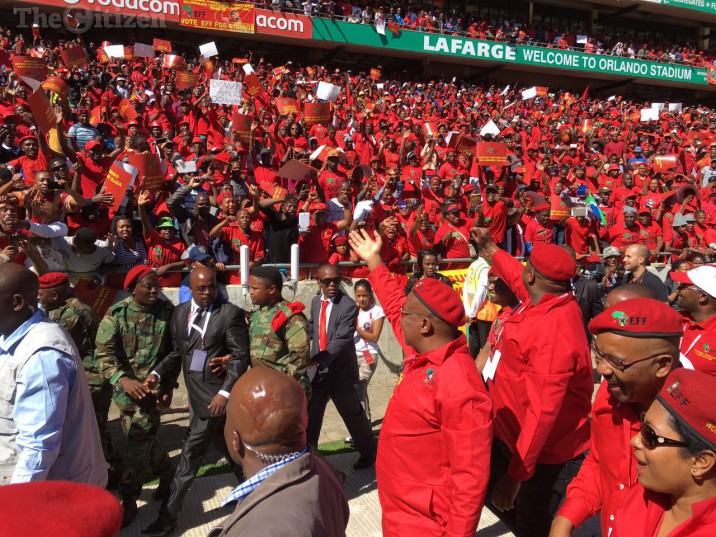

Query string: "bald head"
[0, 264, 39, 337]
[190, 265, 217, 308]
[604, 283, 656, 309]
[224, 368, 307, 473]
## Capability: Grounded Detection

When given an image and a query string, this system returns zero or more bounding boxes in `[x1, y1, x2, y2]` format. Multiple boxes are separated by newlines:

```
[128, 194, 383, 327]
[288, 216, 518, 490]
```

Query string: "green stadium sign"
[659, 0, 716, 15]
[312, 20, 709, 87]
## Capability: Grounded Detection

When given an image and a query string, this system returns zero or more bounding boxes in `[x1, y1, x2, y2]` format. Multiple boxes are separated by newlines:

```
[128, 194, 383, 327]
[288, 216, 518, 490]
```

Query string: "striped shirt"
[67, 123, 100, 151]
[111, 237, 148, 270]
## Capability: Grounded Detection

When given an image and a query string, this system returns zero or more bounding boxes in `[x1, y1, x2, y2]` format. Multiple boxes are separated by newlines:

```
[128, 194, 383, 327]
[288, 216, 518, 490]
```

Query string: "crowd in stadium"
[1, 11, 716, 537]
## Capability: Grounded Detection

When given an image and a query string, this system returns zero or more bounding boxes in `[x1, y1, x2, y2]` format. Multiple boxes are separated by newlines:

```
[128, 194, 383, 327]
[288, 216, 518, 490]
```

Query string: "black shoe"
[352, 455, 375, 470]
[121, 501, 138, 528]
[152, 469, 174, 501]
[142, 512, 177, 536]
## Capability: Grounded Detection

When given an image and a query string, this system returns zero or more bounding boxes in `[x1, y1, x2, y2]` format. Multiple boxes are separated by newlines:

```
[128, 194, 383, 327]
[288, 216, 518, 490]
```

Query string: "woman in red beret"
[611, 368, 716, 537]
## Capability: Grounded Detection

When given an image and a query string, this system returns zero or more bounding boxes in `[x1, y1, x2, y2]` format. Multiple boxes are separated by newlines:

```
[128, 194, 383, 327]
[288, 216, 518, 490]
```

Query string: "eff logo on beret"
[611, 311, 648, 328]
[666, 381, 691, 407]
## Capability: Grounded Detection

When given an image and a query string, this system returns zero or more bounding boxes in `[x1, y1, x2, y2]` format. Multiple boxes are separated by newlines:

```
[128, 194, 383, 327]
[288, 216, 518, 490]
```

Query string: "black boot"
[142, 510, 177, 537]
[121, 500, 138, 528]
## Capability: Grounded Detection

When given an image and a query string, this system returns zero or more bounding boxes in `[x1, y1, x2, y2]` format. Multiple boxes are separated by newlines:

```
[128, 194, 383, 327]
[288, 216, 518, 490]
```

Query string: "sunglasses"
[640, 420, 689, 450]
[319, 277, 341, 286]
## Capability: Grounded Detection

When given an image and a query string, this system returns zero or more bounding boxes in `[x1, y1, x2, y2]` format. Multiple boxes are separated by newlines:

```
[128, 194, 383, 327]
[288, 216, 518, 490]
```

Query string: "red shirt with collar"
[488, 250, 592, 481]
[367, 264, 492, 537]
[557, 382, 640, 536]
[680, 313, 716, 375]
[611, 484, 716, 537]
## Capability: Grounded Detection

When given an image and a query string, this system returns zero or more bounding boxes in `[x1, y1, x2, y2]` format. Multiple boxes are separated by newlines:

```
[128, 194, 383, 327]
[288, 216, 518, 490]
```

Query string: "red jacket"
[680, 313, 716, 375]
[612, 484, 716, 537]
[368, 264, 493, 537]
[557, 382, 640, 536]
[489, 250, 592, 481]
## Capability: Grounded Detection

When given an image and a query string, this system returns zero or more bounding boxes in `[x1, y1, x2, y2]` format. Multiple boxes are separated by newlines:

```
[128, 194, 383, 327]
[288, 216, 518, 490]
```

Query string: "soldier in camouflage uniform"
[248, 266, 311, 397]
[95, 266, 176, 528]
[37, 272, 122, 486]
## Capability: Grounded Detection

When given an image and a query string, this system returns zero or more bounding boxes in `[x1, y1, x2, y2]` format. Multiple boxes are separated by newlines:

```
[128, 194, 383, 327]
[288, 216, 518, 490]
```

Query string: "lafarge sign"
[255, 9, 311, 38]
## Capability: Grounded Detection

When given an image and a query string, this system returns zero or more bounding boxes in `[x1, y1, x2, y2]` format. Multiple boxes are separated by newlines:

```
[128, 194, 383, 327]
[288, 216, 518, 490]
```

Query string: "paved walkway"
[115, 376, 513, 536]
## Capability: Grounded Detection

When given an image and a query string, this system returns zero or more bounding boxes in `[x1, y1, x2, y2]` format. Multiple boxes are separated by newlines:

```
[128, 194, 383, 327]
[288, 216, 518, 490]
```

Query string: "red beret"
[213, 152, 231, 163]
[309, 202, 328, 213]
[0, 481, 122, 537]
[529, 244, 576, 282]
[443, 203, 460, 214]
[217, 191, 235, 204]
[38, 272, 69, 289]
[589, 298, 684, 338]
[124, 264, 154, 291]
[532, 202, 550, 213]
[411, 277, 465, 327]
[657, 368, 716, 451]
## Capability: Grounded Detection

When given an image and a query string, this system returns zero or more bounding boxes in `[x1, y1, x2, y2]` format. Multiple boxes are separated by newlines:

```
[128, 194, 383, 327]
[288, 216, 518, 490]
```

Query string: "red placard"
[231, 113, 253, 143]
[475, 142, 509, 166]
[123, 46, 135, 61]
[60, 46, 88, 69]
[255, 9, 312, 39]
[163, 54, 185, 70]
[370, 68, 381, 81]
[128, 153, 164, 192]
[652, 155, 678, 173]
[41, 76, 69, 98]
[581, 119, 594, 135]
[118, 98, 138, 122]
[243, 73, 263, 97]
[12, 56, 48, 82]
[303, 103, 330, 126]
[558, 125, 571, 143]
[175, 71, 200, 91]
[72, 279, 118, 318]
[422, 121, 438, 138]
[103, 161, 135, 216]
[275, 97, 301, 116]
[153, 38, 172, 52]
[27, 89, 55, 134]
[89, 106, 103, 126]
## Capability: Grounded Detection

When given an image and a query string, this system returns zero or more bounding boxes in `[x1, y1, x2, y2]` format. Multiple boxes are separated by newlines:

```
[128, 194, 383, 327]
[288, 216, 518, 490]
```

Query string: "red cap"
[124, 264, 154, 291]
[533, 202, 550, 213]
[217, 191, 235, 204]
[84, 140, 102, 151]
[589, 298, 684, 337]
[530, 244, 576, 282]
[0, 481, 122, 537]
[657, 368, 716, 451]
[443, 203, 460, 214]
[608, 163, 620, 172]
[213, 152, 231, 164]
[19, 135, 39, 143]
[309, 202, 328, 213]
[334, 236, 348, 246]
[38, 272, 69, 289]
[411, 277, 465, 327]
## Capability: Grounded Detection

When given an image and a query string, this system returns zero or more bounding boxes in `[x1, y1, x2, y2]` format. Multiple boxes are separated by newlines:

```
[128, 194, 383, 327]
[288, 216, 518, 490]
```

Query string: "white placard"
[242, 63, 255, 75]
[640, 108, 659, 122]
[521, 86, 537, 100]
[376, 20, 386, 35]
[209, 79, 243, 105]
[607, 95, 616, 101]
[316, 81, 340, 102]
[480, 120, 501, 137]
[668, 103, 683, 112]
[104, 45, 125, 59]
[199, 42, 218, 60]
[651, 102, 665, 111]
[176, 160, 197, 173]
[577, 35, 588, 44]
[500, 85, 510, 96]
[133, 43, 154, 58]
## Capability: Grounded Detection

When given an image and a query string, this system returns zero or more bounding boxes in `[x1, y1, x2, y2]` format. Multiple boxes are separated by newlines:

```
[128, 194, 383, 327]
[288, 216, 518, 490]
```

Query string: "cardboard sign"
[103, 161, 138, 216]
[479, 120, 500, 137]
[652, 155, 678, 173]
[316, 81, 340, 102]
[128, 153, 164, 192]
[12, 56, 48, 88]
[28, 89, 55, 134]
[60, 45, 88, 68]
[243, 73, 263, 97]
[163, 54, 185, 70]
[370, 68, 381, 81]
[640, 108, 659, 122]
[275, 97, 301, 116]
[133, 43, 154, 58]
[231, 113, 253, 143]
[41, 76, 69, 98]
[72, 279, 118, 318]
[475, 142, 509, 166]
[175, 71, 200, 91]
[199, 41, 219, 60]
[118, 98, 138, 122]
[153, 38, 172, 52]
[103, 45, 125, 59]
[209, 79, 243, 105]
[422, 121, 439, 138]
[303, 102, 330, 126]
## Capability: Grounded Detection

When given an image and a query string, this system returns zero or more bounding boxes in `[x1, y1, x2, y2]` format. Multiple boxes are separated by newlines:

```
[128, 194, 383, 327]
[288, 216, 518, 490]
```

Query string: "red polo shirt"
[680, 313, 716, 375]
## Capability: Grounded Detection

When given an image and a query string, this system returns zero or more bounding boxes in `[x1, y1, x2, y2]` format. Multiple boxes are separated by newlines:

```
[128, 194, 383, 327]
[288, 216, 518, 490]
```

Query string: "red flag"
[65, 14, 79, 29]
[581, 85, 589, 102]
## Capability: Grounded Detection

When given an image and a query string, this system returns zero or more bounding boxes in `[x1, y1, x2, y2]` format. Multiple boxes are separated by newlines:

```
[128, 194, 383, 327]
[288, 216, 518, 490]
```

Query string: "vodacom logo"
[62, 0, 180, 17]
[255, 9, 311, 37]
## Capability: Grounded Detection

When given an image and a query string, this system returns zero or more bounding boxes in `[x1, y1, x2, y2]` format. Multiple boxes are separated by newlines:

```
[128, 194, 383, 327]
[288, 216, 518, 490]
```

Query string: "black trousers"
[164, 413, 243, 517]
[306, 373, 375, 460]
[468, 320, 492, 359]
[488, 439, 585, 537]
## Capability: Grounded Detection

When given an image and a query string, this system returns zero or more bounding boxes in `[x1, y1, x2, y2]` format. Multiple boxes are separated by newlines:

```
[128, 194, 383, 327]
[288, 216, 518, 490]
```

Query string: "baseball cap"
[669, 265, 716, 299]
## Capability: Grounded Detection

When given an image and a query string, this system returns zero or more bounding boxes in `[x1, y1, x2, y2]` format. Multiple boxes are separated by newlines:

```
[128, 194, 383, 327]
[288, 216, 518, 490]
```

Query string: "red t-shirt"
[145, 230, 186, 287]
[481, 200, 509, 243]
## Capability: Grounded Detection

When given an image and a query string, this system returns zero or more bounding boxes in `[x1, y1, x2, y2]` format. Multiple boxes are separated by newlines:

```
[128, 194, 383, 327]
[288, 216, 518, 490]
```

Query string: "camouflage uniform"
[47, 296, 121, 480]
[95, 296, 175, 503]
[249, 300, 311, 397]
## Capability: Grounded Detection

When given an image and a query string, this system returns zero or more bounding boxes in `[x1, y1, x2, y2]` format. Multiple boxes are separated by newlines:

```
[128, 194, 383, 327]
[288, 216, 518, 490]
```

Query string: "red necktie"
[319, 300, 329, 352]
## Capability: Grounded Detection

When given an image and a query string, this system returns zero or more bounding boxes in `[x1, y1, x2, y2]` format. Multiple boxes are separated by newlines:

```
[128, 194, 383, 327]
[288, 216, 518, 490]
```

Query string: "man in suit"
[307, 263, 376, 469]
[564, 247, 604, 343]
[209, 367, 349, 537]
[142, 266, 250, 536]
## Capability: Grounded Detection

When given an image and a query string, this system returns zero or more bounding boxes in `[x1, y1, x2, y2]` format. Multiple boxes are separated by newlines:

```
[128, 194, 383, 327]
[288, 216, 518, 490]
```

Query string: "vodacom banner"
[255, 8, 311, 39]
[26, 0, 181, 20]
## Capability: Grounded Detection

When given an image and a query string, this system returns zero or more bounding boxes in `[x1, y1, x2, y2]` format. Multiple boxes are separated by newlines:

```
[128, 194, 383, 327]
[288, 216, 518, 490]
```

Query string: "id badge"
[362, 350, 375, 365]
[482, 349, 501, 382]
[190, 349, 208, 372]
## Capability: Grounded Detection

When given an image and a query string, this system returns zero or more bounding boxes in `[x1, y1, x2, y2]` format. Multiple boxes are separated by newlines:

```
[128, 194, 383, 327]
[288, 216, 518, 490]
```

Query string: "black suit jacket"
[308, 292, 359, 391]
[573, 275, 604, 342]
[156, 299, 249, 419]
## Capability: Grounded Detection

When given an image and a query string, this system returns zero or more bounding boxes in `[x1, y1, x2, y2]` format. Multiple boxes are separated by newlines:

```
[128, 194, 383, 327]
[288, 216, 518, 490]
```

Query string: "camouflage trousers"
[114, 390, 174, 502]
[90, 383, 122, 480]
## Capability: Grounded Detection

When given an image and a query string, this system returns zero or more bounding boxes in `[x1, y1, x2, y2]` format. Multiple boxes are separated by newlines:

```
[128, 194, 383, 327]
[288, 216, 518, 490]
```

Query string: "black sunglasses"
[640, 420, 689, 450]
[319, 277, 341, 286]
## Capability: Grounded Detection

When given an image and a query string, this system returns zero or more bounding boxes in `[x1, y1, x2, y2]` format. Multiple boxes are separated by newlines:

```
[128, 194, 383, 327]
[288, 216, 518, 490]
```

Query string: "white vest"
[0, 319, 107, 487]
